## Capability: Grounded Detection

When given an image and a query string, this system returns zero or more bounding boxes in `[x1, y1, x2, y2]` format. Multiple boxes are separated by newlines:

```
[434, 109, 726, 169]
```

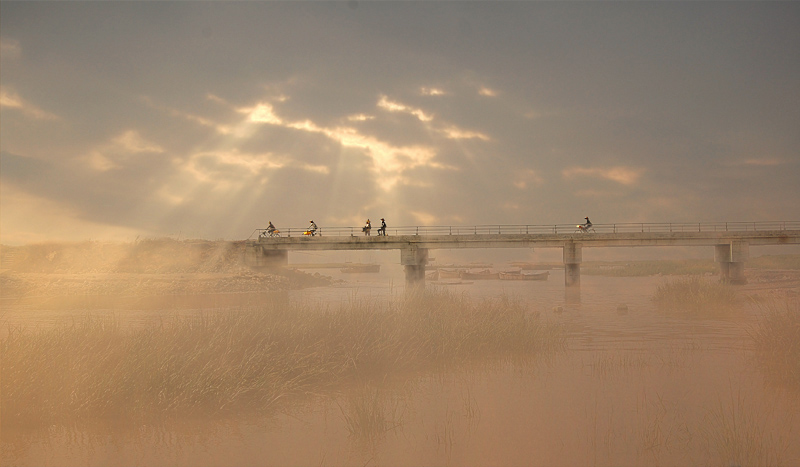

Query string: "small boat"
[499, 271, 550, 281]
[340, 264, 381, 273]
[438, 268, 464, 279]
[460, 269, 499, 280]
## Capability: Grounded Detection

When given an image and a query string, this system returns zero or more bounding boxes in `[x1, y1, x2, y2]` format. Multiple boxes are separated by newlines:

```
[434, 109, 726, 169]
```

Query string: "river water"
[3, 266, 799, 466]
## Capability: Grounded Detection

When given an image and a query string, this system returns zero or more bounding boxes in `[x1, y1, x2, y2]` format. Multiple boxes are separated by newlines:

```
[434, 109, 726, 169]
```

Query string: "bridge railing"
[249, 221, 800, 239]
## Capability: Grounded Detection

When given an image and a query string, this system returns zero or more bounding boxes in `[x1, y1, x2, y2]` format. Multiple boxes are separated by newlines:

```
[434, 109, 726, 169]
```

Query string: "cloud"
[376, 94, 490, 141]
[410, 210, 437, 225]
[179, 149, 329, 193]
[113, 130, 164, 154]
[84, 130, 164, 172]
[0, 38, 21, 60]
[377, 95, 433, 122]
[0, 87, 59, 120]
[142, 96, 234, 135]
[513, 169, 543, 189]
[245, 103, 283, 125]
[738, 158, 784, 167]
[347, 113, 375, 121]
[562, 166, 645, 186]
[206, 94, 229, 105]
[478, 87, 497, 97]
[439, 126, 490, 141]
[237, 100, 453, 190]
[420, 87, 445, 96]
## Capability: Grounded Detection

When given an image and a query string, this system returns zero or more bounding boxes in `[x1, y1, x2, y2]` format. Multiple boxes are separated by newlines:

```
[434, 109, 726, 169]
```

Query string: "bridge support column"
[715, 241, 748, 284]
[563, 242, 582, 287]
[245, 244, 288, 269]
[401, 247, 429, 291]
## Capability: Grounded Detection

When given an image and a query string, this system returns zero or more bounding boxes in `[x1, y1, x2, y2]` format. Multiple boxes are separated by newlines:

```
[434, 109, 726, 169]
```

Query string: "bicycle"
[259, 229, 281, 238]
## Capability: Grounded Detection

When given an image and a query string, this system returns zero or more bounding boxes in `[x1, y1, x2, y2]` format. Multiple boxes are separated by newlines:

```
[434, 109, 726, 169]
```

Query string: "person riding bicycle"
[378, 218, 387, 236]
[363, 219, 371, 236]
[307, 220, 317, 236]
[583, 217, 592, 229]
[267, 221, 277, 236]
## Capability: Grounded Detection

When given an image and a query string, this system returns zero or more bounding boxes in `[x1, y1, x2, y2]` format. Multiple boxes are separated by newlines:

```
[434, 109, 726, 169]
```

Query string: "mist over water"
[2, 248, 799, 466]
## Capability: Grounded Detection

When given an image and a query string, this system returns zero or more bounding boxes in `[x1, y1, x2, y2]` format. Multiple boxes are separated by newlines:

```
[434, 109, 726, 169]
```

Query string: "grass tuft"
[337, 384, 403, 441]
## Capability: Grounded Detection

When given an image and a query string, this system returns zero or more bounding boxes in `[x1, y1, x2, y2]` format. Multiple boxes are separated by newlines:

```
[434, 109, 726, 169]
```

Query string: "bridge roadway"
[245, 222, 800, 289]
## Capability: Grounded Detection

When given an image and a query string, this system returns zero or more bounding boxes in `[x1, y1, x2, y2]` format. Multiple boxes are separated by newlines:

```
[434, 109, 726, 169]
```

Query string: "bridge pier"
[714, 241, 749, 284]
[401, 247, 429, 291]
[245, 245, 288, 269]
[563, 242, 582, 287]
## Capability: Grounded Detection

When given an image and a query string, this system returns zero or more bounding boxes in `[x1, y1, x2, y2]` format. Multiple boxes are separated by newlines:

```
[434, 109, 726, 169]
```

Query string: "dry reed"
[1, 290, 564, 429]
[651, 276, 738, 315]
[751, 299, 800, 388]
[700, 390, 790, 467]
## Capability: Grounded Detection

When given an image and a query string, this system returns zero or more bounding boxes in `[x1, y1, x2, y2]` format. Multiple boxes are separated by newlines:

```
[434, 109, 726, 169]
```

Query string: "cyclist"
[307, 220, 317, 236]
[378, 218, 387, 236]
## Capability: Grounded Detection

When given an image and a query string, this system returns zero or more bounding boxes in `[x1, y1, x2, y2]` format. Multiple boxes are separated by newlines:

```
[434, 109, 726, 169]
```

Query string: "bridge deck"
[251, 229, 800, 251]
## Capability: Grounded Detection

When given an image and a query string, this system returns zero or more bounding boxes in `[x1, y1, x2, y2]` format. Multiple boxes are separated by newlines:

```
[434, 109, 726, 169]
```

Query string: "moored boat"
[498, 271, 549, 281]
[460, 269, 500, 280]
[438, 268, 464, 279]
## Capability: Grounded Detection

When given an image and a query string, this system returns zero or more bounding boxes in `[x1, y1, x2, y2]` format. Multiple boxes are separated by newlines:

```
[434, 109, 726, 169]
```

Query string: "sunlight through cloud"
[236, 99, 452, 191]
[244, 103, 284, 125]
[377, 95, 433, 122]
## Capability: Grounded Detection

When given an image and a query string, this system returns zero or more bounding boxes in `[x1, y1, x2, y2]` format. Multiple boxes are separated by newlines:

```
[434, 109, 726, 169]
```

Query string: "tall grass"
[584, 259, 717, 277]
[1, 291, 564, 429]
[749, 254, 800, 270]
[700, 390, 790, 467]
[651, 276, 738, 316]
[751, 300, 800, 388]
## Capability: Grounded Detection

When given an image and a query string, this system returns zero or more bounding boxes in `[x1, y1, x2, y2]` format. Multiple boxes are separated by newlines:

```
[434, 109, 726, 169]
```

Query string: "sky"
[1, 1, 799, 245]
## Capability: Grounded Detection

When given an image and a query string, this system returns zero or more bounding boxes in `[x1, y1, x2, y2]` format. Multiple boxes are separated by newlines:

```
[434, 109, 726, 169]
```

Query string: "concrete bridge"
[245, 222, 800, 289]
